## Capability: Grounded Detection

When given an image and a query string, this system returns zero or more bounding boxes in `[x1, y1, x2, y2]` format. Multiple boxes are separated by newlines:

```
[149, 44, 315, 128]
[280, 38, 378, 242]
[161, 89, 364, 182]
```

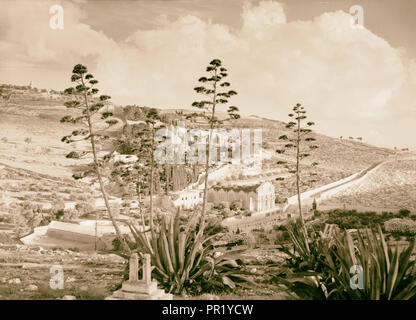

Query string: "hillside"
[0, 84, 396, 205]
[214, 115, 395, 201]
[320, 157, 416, 212]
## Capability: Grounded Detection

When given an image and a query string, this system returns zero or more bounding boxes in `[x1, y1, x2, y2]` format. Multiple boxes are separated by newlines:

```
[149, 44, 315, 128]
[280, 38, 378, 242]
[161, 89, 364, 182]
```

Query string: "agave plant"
[278, 220, 332, 272]
[278, 223, 416, 300]
[324, 225, 416, 300]
[277, 220, 336, 299]
[127, 209, 253, 296]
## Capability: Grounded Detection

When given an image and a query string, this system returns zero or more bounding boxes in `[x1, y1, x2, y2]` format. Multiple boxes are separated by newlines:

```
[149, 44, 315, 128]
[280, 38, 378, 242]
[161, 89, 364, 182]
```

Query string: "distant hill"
[0, 84, 396, 202]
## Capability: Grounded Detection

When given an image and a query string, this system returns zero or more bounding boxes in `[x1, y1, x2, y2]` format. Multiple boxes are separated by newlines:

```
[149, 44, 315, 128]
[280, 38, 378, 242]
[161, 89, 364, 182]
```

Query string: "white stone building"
[255, 181, 276, 212]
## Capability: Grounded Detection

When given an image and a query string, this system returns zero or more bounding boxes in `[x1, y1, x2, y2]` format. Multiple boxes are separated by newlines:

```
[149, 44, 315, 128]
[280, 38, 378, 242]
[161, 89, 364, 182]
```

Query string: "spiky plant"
[325, 225, 416, 300]
[278, 224, 416, 300]
[127, 209, 252, 295]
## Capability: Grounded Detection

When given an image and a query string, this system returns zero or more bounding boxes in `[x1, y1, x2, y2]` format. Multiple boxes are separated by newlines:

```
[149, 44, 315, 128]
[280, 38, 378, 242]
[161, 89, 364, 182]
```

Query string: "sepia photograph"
[0, 0, 416, 307]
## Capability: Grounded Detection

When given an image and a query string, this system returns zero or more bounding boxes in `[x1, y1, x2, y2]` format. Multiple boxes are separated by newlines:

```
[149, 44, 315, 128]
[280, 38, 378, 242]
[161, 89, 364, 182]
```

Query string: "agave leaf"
[183, 231, 204, 280]
[378, 225, 390, 274]
[128, 222, 153, 254]
[178, 232, 186, 274]
[217, 259, 240, 268]
[161, 227, 175, 274]
[151, 232, 165, 274]
[222, 276, 236, 289]
[387, 246, 400, 299]
[214, 249, 246, 263]
[168, 214, 178, 271]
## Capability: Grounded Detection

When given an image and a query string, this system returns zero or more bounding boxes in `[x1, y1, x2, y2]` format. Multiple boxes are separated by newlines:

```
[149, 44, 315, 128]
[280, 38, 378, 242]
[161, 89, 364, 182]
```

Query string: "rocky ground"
[323, 158, 416, 212]
[0, 243, 289, 300]
[0, 244, 125, 300]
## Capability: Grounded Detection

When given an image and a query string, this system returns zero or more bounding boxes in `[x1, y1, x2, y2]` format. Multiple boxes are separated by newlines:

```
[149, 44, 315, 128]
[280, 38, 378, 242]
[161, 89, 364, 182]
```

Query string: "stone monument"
[106, 252, 172, 300]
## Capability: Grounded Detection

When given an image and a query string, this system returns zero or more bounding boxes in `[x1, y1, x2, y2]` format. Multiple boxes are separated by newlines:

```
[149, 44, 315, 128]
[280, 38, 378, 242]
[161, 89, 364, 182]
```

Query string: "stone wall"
[222, 211, 285, 232]
[207, 189, 257, 211]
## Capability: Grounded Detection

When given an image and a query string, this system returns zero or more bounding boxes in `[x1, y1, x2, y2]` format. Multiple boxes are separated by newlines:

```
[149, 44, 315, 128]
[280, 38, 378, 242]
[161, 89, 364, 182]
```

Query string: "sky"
[0, 0, 415, 149]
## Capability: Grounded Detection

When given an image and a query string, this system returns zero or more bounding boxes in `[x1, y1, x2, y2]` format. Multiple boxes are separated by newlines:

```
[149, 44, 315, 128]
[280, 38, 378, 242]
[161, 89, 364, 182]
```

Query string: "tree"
[192, 59, 238, 231]
[60, 64, 130, 253]
[276, 103, 318, 249]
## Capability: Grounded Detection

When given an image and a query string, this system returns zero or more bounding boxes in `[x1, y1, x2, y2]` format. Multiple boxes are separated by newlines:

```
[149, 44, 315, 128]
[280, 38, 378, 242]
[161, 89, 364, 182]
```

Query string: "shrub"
[326, 209, 389, 230]
[112, 237, 121, 252]
[274, 230, 290, 243]
[204, 222, 227, 237]
[384, 218, 416, 235]
[274, 225, 287, 232]
[55, 209, 64, 220]
[399, 209, 411, 218]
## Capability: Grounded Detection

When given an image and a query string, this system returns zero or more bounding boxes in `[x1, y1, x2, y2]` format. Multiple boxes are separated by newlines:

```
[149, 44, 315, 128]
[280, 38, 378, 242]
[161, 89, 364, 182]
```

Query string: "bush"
[274, 225, 287, 232]
[399, 209, 411, 218]
[112, 237, 121, 251]
[55, 209, 64, 220]
[326, 209, 390, 230]
[274, 231, 290, 243]
[384, 218, 416, 235]
[204, 222, 227, 237]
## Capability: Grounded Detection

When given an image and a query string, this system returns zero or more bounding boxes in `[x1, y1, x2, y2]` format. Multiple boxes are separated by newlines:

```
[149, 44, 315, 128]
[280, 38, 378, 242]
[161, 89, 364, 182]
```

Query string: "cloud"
[0, 1, 116, 76]
[0, 0, 415, 148]
[241, 0, 286, 38]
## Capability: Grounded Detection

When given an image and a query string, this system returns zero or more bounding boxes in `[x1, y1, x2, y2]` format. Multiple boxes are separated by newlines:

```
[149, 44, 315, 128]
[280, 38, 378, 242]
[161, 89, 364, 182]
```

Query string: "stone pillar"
[142, 254, 152, 285]
[129, 252, 139, 282]
[106, 251, 172, 300]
